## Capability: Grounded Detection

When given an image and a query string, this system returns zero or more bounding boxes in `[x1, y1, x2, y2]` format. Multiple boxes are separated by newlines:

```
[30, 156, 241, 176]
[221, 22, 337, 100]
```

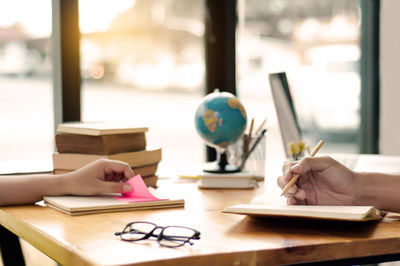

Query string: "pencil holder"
[226, 133, 266, 181]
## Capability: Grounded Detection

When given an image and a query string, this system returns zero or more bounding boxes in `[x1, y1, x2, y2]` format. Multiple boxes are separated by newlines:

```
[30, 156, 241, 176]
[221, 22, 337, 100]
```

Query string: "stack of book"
[53, 122, 162, 188]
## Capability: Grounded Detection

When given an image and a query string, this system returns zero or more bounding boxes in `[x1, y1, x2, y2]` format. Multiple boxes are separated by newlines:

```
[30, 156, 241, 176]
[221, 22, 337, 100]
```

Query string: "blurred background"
[0, 0, 361, 166]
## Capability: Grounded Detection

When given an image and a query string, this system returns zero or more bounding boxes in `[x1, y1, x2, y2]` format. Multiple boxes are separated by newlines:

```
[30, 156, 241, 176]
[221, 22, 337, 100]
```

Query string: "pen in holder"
[227, 129, 267, 181]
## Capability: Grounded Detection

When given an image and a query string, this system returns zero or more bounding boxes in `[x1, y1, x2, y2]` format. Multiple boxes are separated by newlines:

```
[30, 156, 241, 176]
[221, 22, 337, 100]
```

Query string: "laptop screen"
[269, 72, 302, 158]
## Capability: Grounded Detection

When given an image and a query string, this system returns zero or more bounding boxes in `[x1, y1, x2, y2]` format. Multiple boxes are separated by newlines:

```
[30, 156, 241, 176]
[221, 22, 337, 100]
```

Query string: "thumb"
[290, 156, 334, 175]
[98, 181, 133, 194]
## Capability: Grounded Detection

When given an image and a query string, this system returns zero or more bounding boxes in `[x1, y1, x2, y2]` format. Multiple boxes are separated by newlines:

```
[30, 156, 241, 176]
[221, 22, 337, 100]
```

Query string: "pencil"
[254, 117, 268, 136]
[248, 118, 254, 138]
[280, 140, 324, 196]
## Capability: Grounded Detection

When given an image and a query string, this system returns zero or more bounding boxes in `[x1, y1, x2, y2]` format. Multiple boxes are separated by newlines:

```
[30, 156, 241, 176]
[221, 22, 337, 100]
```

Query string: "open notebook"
[44, 175, 184, 215]
[223, 204, 383, 222]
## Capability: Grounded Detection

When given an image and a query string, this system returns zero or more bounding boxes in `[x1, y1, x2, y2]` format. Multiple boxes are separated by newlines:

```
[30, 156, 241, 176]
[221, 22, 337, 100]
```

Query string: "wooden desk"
[2, 180, 400, 266]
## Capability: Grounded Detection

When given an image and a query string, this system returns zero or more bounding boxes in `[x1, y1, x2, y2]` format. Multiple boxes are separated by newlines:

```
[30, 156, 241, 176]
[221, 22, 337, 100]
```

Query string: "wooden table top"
[2, 179, 400, 266]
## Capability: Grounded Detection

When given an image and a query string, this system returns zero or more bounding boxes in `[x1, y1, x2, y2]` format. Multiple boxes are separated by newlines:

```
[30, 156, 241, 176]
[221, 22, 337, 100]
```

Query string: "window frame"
[52, 0, 380, 155]
[52, 0, 81, 128]
[359, 0, 380, 154]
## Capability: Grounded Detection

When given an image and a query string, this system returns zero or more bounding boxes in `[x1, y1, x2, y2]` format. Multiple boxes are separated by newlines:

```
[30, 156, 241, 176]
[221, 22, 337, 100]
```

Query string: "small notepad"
[44, 175, 183, 215]
[114, 175, 166, 203]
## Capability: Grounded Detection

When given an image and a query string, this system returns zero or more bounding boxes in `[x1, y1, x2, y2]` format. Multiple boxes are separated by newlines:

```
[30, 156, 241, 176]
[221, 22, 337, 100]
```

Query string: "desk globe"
[195, 89, 247, 173]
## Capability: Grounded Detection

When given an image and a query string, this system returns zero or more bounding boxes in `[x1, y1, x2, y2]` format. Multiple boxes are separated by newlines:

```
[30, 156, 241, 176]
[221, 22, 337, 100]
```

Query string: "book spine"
[55, 133, 146, 155]
[52, 149, 162, 170]
[53, 164, 158, 177]
[108, 149, 162, 167]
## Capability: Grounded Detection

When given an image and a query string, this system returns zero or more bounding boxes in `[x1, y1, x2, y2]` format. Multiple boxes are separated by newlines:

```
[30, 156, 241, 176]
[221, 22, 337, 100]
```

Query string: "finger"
[282, 160, 297, 172]
[292, 189, 307, 201]
[277, 176, 296, 190]
[277, 176, 284, 188]
[283, 167, 295, 183]
[104, 160, 135, 180]
[107, 174, 127, 183]
[290, 156, 336, 175]
[98, 181, 133, 194]
[296, 198, 307, 205]
[287, 184, 298, 194]
[287, 197, 297, 205]
[282, 184, 298, 198]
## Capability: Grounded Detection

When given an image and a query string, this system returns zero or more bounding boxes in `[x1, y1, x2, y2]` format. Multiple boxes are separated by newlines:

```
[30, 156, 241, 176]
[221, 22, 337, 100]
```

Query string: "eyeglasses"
[114, 221, 201, 248]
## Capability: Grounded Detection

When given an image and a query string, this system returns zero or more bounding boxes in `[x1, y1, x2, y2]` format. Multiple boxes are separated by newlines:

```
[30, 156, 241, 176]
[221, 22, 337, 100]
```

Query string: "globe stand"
[203, 150, 241, 173]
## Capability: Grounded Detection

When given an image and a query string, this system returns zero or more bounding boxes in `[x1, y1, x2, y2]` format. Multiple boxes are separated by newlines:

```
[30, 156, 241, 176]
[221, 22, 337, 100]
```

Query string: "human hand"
[277, 156, 357, 206]
[61, 159, 135, 195]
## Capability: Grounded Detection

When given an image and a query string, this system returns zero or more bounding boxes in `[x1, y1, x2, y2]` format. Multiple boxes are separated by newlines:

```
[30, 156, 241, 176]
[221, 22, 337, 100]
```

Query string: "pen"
[280, 140, 324, 196]
[244, 118, 255, 154]
[240, 129, 267, 170]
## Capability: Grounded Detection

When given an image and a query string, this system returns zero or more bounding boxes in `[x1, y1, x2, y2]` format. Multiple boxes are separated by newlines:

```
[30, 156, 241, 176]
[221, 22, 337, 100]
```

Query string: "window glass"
[79, 0, 205, 166]
[0, 0, 53, 162]
[237, 0, 361, 158]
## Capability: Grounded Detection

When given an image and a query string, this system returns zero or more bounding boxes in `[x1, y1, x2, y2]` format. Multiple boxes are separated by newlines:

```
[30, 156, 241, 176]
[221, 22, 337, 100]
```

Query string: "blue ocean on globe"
[195, 90, 247, 149]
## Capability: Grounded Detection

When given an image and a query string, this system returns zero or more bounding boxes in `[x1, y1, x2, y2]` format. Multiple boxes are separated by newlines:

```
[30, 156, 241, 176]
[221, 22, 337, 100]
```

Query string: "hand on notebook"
[64, 159, 134, 195]
[278, 156, 357, 206]
[0, 159, 134, 206]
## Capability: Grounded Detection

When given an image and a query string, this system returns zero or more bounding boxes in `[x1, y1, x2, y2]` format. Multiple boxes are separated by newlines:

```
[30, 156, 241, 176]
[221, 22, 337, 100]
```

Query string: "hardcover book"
[53, 163, 158, 177]
[52, 148, 162, 170]
[57, 121, 148, 136]
[55, 132, 146, 155]
[53, 171, 159, 188]
[139, 175, 158, 188]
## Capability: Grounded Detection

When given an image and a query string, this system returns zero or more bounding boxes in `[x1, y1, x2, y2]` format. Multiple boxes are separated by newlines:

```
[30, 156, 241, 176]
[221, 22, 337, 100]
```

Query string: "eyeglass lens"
[159, 226, 197, 247]
[121, 222, 157, 241]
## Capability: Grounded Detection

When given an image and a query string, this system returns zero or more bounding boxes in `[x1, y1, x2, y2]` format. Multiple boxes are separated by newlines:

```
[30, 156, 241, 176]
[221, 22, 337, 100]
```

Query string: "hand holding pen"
[281, 140, 324, 196]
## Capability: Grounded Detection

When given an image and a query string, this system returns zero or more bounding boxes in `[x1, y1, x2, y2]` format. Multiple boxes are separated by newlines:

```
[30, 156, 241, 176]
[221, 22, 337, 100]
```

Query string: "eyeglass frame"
[114, 221, 201, 248]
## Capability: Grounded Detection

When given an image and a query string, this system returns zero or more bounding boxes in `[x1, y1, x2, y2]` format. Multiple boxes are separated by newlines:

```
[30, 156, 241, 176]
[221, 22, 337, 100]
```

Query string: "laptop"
[268, 72, 359, 169]
[268, 72, 303, 159]
[268, 72, 400, 173]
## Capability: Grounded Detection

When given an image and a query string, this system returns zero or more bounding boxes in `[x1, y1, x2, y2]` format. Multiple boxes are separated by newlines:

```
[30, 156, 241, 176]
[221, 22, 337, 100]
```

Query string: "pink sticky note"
[114, 175, 166, 203]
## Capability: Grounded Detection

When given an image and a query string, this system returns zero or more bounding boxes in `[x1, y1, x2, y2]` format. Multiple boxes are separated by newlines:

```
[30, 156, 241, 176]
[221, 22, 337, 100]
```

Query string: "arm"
[356, 171, 400, 213]
[277, 156, 400, 213]
[0, 159, 134, 206]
